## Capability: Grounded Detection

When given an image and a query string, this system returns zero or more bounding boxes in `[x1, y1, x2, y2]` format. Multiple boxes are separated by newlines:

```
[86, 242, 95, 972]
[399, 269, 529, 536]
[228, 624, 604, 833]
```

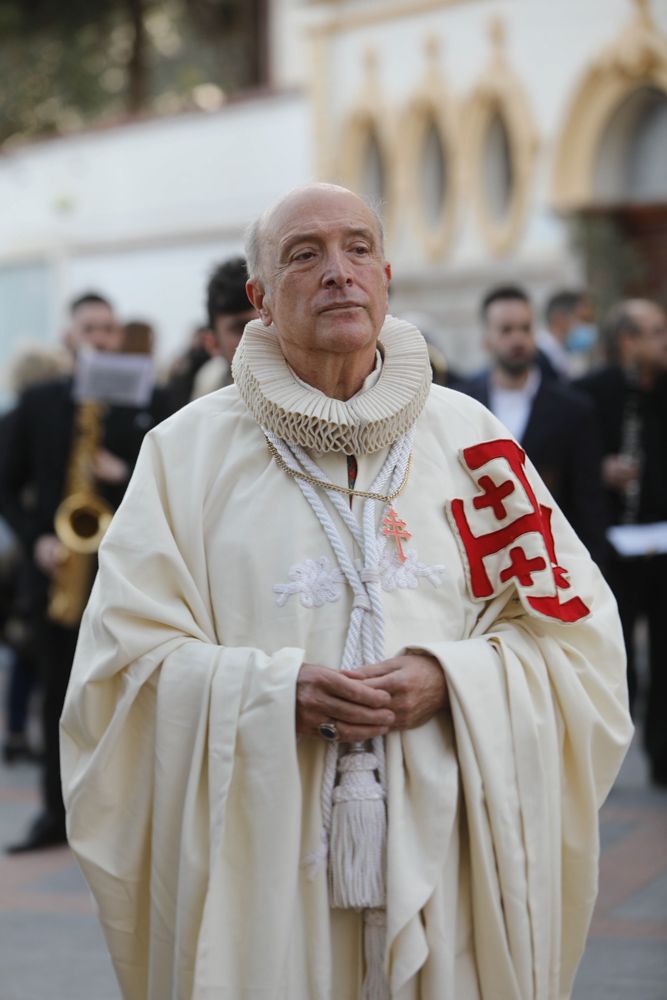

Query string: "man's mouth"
[319, 302, 363, 313]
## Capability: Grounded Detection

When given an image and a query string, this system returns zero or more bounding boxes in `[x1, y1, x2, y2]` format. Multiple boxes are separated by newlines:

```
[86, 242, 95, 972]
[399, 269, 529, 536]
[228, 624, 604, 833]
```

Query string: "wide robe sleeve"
[60, 428, 304, 1000]
[384, 430, 633, 1000]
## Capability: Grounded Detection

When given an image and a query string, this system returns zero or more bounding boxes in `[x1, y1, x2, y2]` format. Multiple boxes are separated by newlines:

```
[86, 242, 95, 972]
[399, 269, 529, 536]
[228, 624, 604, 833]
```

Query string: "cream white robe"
[61, 376, 632, 1000]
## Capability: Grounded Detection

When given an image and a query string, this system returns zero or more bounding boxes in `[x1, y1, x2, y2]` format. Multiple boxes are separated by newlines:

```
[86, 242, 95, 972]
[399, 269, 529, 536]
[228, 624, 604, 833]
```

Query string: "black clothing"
[576, 367, 667, 784]
[0, 376, 171, 605]
[459, 372, 608, 564]
[164, 346, 211, 413]
[536, 347, 561, 383]
[0, 375, 168, 843]
[574, 367, 667, 525]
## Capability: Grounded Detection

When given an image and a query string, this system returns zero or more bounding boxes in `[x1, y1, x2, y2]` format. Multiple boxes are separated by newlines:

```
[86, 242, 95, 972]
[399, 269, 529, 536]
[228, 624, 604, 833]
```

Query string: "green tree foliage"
[0, 0, 265, 148]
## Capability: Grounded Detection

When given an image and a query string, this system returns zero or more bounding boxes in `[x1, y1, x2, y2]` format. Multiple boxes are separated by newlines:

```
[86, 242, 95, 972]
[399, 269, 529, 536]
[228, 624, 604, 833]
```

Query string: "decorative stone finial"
[363, 47, 378, 79]
[424, 34, 442, 65]
[488, 15, 506, 52]
[631, 0, 651, 24]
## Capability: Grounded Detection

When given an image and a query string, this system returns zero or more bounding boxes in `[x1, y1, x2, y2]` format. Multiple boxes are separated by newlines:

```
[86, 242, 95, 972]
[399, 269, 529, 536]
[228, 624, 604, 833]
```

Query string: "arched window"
[595, 86, 667, 202]
[482, 111, 514, 223]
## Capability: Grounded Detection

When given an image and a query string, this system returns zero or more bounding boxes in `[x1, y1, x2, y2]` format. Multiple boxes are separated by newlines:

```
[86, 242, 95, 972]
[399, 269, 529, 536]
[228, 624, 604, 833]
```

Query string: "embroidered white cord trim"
[377, 534, 446, 591]
[273, 556, 345, 608]
[273, 536, 445, 606]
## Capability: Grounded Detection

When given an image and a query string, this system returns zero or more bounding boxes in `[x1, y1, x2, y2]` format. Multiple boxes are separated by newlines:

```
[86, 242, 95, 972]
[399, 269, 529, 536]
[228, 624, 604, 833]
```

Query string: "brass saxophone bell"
[48, 400, 115, 627]
[53, 491, 114, 555]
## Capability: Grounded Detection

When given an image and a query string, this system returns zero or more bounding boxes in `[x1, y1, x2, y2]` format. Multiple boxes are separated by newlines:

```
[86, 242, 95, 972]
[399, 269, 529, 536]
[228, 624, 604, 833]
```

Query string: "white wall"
[1, 0, 666, 380]
[0, 91, 312, 362]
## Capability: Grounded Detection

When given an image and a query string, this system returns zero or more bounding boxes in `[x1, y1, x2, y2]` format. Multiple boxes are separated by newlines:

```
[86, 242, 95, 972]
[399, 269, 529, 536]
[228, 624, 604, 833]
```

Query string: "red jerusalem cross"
[473, 475, 515, 519]
[499, 546, 547, 587]
[383, 507, 411, 563]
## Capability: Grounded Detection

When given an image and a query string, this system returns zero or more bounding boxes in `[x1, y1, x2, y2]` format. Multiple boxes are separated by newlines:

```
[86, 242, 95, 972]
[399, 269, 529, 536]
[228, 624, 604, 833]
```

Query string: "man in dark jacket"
[576, 299, 667, 786]
[459, 285, 608, 565]
[0, 292, 169, 851]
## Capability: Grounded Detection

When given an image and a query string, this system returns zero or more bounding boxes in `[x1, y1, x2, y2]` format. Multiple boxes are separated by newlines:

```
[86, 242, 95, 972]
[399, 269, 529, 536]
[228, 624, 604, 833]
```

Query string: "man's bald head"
[245, 183, 384, 286]
[604, 297, 667, 371]
[243, 182, 392, 399]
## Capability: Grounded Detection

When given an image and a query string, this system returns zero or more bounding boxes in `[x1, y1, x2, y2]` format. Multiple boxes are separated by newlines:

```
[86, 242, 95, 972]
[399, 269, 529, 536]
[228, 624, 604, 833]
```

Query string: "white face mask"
[567, 323, 597, 353]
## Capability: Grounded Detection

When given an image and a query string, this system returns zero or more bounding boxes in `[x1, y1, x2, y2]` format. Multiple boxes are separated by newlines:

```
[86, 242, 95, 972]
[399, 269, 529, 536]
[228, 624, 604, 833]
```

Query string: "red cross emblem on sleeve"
[447, 439, 590, 623]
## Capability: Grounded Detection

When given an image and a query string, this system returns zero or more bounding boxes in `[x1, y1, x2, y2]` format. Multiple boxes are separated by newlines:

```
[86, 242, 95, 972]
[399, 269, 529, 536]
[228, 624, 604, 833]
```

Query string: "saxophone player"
[1, 292, 169, 852]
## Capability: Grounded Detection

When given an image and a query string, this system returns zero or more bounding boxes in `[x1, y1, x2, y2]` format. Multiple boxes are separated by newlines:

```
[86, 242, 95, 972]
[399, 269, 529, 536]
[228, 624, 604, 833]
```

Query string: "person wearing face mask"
[536, 290, 598, 381]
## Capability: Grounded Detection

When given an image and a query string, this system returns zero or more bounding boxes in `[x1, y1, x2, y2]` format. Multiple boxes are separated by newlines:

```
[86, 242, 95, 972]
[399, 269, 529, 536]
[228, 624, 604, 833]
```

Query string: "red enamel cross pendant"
[383, 507, 411, 563]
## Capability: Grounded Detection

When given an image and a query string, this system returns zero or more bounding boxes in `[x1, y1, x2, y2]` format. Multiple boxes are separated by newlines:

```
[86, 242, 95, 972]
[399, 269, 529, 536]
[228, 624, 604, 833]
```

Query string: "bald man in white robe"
[61, 184, 632, 1000]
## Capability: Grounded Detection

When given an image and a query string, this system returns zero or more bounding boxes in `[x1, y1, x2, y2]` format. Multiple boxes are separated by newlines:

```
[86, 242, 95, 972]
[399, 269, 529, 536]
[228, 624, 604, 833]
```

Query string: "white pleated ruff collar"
[232, 315, 433, 455]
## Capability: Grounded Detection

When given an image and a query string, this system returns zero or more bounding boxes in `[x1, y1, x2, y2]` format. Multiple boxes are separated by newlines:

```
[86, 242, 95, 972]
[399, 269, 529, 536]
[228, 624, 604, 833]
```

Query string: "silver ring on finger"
[318, 721, 339, 742]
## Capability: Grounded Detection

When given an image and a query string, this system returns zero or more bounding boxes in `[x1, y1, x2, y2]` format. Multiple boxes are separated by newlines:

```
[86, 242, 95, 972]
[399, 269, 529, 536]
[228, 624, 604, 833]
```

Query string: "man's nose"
[322, 248, 353, 287]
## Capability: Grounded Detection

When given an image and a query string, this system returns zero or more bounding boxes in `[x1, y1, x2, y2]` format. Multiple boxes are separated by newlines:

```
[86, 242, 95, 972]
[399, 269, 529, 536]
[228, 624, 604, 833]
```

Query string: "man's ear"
[246, 278, 272, 327]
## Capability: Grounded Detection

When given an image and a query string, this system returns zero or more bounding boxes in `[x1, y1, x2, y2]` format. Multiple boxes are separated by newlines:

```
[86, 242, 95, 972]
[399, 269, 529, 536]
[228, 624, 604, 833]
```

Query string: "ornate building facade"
[1, 0, 666, 383]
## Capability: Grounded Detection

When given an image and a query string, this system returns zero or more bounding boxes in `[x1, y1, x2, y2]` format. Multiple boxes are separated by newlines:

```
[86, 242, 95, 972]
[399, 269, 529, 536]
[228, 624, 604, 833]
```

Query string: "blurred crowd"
[1, 254, 666, 853]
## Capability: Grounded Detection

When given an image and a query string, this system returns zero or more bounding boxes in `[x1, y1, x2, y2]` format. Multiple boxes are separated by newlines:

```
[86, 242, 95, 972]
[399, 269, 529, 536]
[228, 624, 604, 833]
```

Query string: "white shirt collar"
[488, 367, 541, 442]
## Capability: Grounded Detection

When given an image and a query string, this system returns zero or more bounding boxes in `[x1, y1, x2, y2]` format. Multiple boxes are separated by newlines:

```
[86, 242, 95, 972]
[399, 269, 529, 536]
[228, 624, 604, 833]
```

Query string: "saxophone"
[47, 401, 114, 627]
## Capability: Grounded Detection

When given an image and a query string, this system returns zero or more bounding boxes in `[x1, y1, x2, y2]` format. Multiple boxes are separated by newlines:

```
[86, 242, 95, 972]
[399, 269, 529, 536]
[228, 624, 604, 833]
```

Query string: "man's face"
[484, 298, 536, 377]
[213, 308, 257, 366]
[247, 187, 390, 366]
[633, 301, 667, 372]
[70, 301, 122, 354]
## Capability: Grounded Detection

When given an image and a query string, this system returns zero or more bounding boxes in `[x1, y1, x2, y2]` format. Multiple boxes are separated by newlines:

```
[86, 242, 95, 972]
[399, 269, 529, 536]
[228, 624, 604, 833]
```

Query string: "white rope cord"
[267, 429, 413, 1000]
[266, 428, 413, 837]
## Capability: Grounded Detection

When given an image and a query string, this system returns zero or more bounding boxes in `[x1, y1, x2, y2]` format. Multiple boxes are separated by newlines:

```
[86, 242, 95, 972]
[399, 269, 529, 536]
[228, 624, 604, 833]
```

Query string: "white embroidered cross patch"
[273, 536, 445, 607]
[273, 556, 345, 608]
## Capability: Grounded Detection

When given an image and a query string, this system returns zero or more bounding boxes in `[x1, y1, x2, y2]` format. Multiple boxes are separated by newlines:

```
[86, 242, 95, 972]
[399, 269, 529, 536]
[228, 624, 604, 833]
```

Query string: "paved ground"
[1, 712, 665, 999]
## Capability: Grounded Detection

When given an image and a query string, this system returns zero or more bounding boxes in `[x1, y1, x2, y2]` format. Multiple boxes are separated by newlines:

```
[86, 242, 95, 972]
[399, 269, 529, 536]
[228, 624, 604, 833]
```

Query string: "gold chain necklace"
[265, 437, 412, 503]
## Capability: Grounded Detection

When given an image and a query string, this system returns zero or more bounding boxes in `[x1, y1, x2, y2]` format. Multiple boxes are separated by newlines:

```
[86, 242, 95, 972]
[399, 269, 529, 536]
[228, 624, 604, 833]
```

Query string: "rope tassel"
[330, 746, 386, 909]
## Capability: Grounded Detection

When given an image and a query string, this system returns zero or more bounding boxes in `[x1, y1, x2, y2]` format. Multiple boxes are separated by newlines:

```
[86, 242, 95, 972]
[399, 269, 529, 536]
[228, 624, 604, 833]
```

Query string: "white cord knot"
[333, 749, 384, 804]
[353, 592, 372, 611]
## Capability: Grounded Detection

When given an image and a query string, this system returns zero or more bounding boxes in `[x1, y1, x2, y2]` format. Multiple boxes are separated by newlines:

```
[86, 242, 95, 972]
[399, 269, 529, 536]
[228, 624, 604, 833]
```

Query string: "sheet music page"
[73, 351, 155, 407]
[607, 522, 667, 557]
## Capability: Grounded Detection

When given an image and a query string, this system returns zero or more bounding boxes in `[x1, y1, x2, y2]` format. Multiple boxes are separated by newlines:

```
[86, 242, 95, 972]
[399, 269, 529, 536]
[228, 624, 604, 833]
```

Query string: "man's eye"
[292, 250, 315, 262]
[351, 244, 371, 255]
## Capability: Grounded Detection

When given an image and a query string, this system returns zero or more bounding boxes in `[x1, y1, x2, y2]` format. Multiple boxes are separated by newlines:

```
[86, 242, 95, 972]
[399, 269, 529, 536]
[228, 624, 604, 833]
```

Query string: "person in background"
[0, 293, 167, 852]
[0, 345, 70, 764]
[165, 325, 213, 412]
[395, 310, 463, 388]
[191, 255, 258, 399]
[121, 320, 156, 355]
[537, 289, 597, 381]
[575, 298, 667, 787]
[460, 284, 608, 564]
